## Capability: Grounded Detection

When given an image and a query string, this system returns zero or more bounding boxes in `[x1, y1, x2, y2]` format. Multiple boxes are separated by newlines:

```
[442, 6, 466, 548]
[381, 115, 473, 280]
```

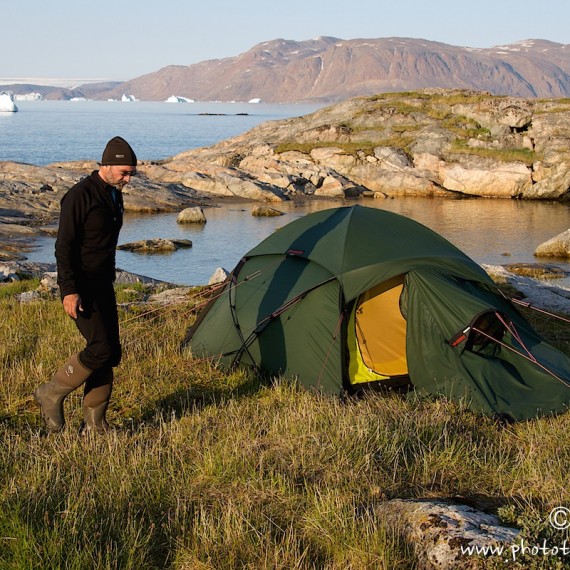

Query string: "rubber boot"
[81, 368, 113, 435]
[33, 354, 92, 432]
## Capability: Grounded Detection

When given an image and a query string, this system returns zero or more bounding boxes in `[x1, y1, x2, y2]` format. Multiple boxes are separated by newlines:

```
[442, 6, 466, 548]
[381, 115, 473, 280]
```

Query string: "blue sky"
[3, 0, 568, 85]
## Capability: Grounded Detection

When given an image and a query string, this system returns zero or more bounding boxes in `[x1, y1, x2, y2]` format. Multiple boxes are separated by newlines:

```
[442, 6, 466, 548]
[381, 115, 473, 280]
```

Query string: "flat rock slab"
[117, 238, 192, 253]
[375, 499, 519, 569]
[505, 263, 567, 279]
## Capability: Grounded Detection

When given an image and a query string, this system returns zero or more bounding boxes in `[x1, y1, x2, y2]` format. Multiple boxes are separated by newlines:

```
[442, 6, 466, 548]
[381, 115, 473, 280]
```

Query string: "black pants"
[74, 280, 121, 371]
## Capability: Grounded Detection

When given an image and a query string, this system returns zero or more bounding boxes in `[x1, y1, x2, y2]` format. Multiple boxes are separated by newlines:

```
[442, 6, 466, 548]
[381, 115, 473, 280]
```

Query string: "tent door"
[348, 275, 408, 385]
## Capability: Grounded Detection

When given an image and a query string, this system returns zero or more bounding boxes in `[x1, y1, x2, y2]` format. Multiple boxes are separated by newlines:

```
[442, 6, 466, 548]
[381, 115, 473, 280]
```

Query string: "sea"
[2, 100, 569, 286]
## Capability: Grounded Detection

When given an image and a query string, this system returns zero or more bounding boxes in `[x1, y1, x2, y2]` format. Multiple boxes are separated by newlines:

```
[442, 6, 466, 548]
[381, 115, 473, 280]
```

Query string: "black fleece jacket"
[55, 171, 124, 297]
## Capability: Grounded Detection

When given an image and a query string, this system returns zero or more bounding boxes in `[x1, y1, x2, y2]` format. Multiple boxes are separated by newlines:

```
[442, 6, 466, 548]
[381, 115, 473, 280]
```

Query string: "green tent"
[184, 205, 570, 421]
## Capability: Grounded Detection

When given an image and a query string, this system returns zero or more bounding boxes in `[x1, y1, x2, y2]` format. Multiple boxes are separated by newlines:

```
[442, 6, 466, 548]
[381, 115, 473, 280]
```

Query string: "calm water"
[26, 197, 570, 286]
[0, 100, 323, 164]
[3, 100, 569, 286]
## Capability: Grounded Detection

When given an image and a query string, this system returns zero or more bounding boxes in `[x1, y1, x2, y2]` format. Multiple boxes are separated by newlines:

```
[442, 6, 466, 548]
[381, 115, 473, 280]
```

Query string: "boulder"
[345, 165, 445, 196]
[0, 266, 19, 282]
[177, 207, 207, 224]
[374, 499, 519, 569]
[39, 271, 58, 293]
[534, 229, 570, 259]
[373, 146, 414, 169]
[310, 147, 358, 169]
[208, 267, 230, 285]
[15, 290, 41, 303]
[412, 153, 444, 177]
[496, 105, 533, 129]
[441, 160, 532, 198]
[114, 270, 173, 286]
[409, 127, 455, 156]
[252, 206, 284, 217]
[314, 175, 346, 198]
[528, 161, 570, 200]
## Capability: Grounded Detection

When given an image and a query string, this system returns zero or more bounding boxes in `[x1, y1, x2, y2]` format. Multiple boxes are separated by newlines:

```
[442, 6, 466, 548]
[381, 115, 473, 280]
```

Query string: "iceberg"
[165, 95, 194, 103]
[248, 98, 262, 103]
[0, 92, 18, 112]
[15, 92, 44, 101]
[121, 94, 138, 102]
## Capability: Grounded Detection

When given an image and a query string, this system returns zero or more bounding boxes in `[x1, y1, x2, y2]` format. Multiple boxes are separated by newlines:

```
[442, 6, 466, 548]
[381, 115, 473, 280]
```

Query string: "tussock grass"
[1, 282, 570, 568]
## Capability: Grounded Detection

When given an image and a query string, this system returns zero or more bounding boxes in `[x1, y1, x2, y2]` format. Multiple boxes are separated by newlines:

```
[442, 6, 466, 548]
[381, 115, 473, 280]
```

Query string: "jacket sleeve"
[55, 186, 85, 297]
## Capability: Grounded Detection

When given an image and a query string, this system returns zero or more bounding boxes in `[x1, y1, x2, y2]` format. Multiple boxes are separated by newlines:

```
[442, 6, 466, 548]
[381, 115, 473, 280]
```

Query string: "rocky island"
[1, 89, 569, 262]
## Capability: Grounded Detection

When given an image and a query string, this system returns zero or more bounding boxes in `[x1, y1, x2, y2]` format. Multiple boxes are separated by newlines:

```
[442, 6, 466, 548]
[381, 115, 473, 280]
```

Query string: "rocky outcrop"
[483, 264, 570, 315]
[0, 162, 212, 259]
[0, 161, 210, 213]
[154, 90, 570, 201]
[0, 261, 56, 282]
[1, 261, 174, 291]
[534, 229, 570, 259]
[2, 90, 570, 265]
[143, 161, 286, 202]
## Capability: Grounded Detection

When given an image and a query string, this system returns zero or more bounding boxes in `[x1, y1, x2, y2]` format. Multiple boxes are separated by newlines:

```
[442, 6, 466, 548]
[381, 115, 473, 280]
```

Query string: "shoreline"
[2, 258, 569, 317]
[3, 192, 570, 318]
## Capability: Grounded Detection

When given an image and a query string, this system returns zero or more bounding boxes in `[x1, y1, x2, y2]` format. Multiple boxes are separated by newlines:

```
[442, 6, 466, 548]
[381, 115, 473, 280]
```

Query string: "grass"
[274, 133, 416, 157]
[449, 140, 538, 165]
[0, 278, 41, 300]
[442, 115, 491, 139]
[361, 91, 492, 108]
[1, 281, 570, 568]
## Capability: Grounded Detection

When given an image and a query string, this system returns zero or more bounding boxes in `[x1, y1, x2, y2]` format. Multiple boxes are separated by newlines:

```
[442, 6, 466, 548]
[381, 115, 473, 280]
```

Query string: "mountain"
[1, 81, 122, 101]
[7, 37, 570, 102]
[94, 37, 570, 103]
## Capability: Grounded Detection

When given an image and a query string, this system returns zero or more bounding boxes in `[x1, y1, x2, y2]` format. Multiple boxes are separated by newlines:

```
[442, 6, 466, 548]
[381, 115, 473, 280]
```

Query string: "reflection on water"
[26, 197, 569, 286]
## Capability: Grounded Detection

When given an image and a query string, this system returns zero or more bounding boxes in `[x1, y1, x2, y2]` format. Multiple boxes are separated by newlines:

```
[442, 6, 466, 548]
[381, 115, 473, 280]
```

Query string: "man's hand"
[62, 293, 83, 319]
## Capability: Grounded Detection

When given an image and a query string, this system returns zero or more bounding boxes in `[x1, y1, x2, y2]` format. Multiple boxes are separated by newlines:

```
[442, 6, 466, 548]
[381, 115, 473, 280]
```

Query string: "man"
[33, 136, 137, 434]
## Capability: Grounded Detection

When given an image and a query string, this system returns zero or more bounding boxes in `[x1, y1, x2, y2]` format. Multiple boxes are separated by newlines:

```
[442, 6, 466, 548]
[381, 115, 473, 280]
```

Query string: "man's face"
[99, 165, 137, 188]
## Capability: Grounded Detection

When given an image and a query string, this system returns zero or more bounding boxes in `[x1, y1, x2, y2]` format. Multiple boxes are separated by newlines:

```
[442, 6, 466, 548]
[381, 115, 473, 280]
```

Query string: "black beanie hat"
[100, 136, 137, 166]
